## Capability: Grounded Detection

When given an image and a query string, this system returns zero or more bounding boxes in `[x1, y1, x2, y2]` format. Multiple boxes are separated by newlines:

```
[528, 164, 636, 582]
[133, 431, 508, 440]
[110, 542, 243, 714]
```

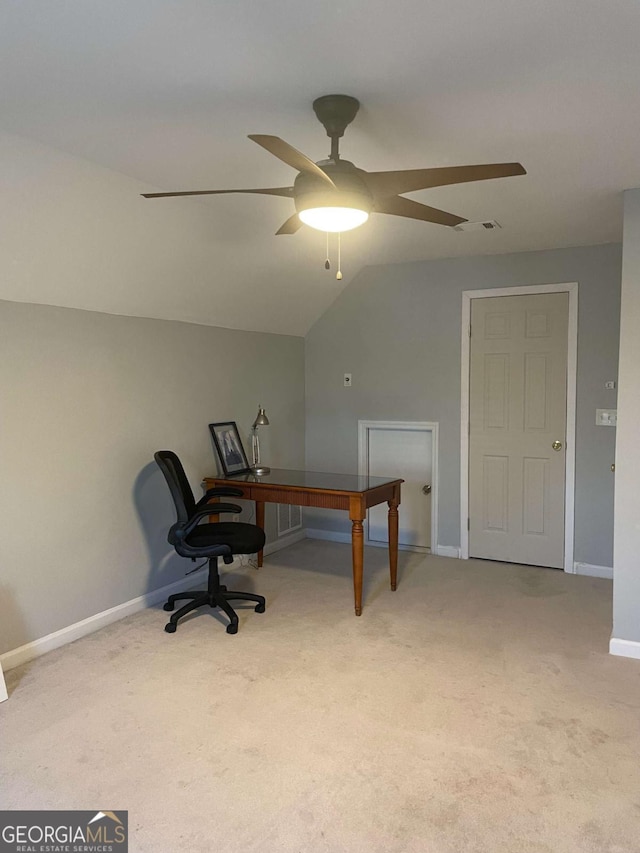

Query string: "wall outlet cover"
[596, 408, 617, 426]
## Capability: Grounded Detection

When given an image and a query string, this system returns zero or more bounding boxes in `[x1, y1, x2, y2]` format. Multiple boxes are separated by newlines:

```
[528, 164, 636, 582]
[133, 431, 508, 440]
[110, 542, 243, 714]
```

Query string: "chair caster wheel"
[255, 602, 266, 613]
[226, 623, 238, 635]
[163, 602, 174, 611]
[164, 622, 177, 633]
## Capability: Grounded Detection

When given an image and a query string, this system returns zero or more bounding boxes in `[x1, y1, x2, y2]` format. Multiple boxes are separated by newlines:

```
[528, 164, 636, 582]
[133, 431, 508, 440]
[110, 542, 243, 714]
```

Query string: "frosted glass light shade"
[298, 207, 369, 233]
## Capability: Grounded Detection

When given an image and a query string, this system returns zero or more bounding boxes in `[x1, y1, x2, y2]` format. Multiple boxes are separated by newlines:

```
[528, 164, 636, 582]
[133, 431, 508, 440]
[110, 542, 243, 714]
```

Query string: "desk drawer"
[204, 481, 351, 511]
[253, 488, 350, 511]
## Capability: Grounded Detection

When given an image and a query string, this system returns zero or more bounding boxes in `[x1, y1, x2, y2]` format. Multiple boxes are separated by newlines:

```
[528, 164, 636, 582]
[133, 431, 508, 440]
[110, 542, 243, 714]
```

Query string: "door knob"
[552, 440, 563, 451]
[422, 484, 432, 495]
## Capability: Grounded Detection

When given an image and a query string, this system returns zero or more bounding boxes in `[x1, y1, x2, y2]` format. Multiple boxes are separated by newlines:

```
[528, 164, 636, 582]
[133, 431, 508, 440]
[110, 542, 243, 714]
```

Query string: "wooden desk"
[203, 469, 403, 616]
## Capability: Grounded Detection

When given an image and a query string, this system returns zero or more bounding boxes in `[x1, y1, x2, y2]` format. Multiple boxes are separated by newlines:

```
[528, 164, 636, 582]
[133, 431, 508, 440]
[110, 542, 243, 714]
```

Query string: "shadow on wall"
[0, 585, 29, 655]
[0, 585, 30, 691]
[133, 461, 191, 599]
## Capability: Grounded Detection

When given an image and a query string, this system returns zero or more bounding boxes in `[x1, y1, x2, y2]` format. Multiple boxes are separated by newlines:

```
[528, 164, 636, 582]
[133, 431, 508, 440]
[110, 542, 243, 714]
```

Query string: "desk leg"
[352, 519, 364, 616]
[255, 500, 265, 568]
[388, 498, 399, 591]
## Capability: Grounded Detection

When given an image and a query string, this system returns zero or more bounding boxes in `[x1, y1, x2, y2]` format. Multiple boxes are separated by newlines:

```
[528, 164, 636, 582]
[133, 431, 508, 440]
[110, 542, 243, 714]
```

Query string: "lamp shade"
[252, 406, 269, 428]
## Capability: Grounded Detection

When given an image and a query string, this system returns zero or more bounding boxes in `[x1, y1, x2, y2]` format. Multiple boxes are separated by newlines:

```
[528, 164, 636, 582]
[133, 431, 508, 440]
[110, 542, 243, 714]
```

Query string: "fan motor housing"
[293, 160, 373, 217]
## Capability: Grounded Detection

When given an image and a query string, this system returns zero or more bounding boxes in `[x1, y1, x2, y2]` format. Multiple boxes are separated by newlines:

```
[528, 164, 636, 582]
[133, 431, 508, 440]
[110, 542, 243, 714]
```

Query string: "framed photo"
[209, 421, 251, 476]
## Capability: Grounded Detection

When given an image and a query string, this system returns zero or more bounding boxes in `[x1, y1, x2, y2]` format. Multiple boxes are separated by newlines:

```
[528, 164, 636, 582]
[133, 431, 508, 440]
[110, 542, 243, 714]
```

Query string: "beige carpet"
[2, 540, 639, 853]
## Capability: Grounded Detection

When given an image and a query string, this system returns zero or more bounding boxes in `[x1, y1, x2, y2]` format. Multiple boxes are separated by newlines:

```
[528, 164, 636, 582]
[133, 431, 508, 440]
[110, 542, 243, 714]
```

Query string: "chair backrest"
[154, 450, 197, 524]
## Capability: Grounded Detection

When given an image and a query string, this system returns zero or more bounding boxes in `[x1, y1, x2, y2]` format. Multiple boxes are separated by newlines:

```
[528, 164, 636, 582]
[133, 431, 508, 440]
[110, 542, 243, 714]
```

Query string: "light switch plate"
[596, 408, 617, 426]
[344, 373, 352, 387]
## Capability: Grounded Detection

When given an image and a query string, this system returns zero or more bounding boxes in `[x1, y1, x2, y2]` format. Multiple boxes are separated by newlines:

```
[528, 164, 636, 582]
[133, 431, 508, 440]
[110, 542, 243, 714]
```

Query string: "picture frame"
[209, 421, 251, 476]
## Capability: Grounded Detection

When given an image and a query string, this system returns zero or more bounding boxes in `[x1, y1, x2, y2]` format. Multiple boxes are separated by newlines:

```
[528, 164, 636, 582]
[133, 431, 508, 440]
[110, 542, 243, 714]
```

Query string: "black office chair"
[154, 450, 266, 635]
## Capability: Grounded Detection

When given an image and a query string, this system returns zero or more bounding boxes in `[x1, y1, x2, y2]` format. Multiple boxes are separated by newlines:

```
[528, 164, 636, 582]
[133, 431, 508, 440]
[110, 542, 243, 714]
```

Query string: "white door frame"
[358, 419, 439, 553]
[460, 282, 578, 572]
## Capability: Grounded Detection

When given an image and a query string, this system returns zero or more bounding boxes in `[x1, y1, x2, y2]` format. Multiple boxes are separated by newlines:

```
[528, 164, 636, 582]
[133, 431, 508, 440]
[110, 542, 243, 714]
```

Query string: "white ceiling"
[1, 0, 639, 335]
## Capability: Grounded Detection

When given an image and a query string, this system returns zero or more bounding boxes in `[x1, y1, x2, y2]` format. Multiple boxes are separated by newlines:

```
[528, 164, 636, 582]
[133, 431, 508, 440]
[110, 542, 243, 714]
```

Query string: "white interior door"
[468, 292, 569, 568]
[367, 426, 432, 548]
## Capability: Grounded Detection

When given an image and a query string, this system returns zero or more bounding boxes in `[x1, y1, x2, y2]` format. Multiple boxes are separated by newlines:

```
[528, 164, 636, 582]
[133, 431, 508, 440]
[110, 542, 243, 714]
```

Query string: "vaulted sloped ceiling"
[1, 0, 639, 335]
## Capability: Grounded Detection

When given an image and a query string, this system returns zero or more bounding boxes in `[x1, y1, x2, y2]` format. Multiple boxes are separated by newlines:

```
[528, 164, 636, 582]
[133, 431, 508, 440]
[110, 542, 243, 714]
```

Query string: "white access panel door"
[367, 427, 432, 548]
[468, 292, 569, 567]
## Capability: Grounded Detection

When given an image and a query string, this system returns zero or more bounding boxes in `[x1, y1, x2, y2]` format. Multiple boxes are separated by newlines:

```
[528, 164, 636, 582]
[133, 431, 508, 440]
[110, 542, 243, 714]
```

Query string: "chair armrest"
[199, 502, 242, 516]
[196, 487, 244, 510]
[205, 486, 244, 498]
[182, 504, 241, 536]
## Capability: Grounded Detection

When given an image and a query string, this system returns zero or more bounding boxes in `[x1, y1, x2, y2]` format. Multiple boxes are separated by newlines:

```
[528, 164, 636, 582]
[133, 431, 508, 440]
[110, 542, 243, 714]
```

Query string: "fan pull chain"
[324, 232, 330, 270]
[336, 232, 343, 280]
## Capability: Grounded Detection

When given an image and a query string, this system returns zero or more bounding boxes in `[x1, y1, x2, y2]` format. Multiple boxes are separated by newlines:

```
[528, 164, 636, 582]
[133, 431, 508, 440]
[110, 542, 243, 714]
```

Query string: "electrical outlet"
[596, 408, 617, 426]
[605, 380, 616, 390]
[344, 373, 352, 387]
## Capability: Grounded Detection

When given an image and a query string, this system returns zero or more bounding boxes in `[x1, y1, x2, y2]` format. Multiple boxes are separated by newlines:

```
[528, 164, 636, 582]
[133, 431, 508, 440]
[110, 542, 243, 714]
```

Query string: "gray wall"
[613, 190, 640, 643]
[305, 243, 621, 566]
[0, 300, 304, 654]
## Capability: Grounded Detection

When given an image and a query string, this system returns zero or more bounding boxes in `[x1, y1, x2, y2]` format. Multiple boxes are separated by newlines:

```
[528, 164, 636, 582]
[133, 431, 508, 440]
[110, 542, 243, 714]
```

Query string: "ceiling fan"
[142, 95, 526, 235]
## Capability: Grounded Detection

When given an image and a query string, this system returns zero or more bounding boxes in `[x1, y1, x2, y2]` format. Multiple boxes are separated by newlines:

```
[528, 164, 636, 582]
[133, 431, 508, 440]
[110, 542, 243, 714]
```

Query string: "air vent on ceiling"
[454, 220, 502, 233]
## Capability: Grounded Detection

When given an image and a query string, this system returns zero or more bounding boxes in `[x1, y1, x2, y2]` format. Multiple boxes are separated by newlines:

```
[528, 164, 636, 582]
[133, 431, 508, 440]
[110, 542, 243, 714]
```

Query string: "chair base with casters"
[163, 554, 265, 635]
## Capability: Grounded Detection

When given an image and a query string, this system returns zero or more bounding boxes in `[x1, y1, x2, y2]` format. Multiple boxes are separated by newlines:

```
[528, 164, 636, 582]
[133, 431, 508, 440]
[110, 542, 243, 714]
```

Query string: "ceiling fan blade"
[375, 195, 467, 227]
[275, 213, 302, 235]
[364, 163, 526, 199]
[141, 186, 293, 199]
[248, 134, 336, 189]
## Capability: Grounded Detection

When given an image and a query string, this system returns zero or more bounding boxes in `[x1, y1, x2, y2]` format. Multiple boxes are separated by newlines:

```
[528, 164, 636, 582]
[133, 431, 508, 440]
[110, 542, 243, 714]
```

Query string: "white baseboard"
[436, 545, 462, 559]
[610, 637, 640, 660]
[0, 567, 211, 673]
[573, 562, 613, 579]
[306, 528, 352, 545]
[368, 541, 430, 554]
[0, 532, 306, 674]
[265, 529, 306, 555]
[306, 528, 430, 553]
[306, 527, 460, 558]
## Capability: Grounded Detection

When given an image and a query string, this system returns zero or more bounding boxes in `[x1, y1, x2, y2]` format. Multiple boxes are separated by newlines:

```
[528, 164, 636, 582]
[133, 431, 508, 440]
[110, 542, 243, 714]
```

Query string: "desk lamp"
[251, 406, 270, 475]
